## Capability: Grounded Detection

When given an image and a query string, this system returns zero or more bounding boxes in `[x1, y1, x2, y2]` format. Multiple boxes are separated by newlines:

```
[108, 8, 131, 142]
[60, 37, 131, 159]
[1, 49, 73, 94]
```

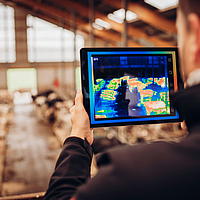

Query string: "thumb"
[75, 90, 83, 107]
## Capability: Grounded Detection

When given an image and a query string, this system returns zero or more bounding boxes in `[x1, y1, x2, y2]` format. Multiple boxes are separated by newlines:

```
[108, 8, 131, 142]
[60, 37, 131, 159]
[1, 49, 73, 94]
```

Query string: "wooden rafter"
[42, 0, 141, 46]
[8, 0, 140, 46]
[2, 0, 176, 47]
[0, 0, 112, 45]
[83, 24, 141, 47]
[55, 0, 175, 46]
[129, 2, 176, 34]
[101, 0, 177, 34]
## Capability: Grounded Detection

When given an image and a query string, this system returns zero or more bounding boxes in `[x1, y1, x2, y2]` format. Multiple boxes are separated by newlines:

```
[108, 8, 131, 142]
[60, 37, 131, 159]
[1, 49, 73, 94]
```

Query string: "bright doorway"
[7, 68, 37, 104]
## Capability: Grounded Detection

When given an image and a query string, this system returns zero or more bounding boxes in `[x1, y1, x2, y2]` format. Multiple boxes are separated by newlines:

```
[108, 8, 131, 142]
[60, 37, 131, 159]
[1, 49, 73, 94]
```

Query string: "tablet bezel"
[80, 47, 183, 128]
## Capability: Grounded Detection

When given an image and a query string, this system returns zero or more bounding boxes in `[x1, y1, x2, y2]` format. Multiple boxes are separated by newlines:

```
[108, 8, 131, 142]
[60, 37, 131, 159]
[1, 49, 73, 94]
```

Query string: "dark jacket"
[45, 84, 200, 200]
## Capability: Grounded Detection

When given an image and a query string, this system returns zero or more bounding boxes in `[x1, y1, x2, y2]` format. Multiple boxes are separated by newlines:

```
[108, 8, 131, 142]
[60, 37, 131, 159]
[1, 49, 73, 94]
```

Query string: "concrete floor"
[1, 104, 61, 197]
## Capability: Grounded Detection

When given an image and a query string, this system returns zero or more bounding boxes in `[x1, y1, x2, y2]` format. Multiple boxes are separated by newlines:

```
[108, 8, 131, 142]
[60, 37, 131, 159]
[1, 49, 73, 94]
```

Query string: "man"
[44, 0, 200, 199]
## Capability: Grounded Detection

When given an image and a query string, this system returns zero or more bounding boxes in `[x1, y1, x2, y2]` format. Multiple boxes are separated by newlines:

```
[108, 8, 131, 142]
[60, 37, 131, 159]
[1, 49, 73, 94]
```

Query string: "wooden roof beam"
[14, 0, 140, 46]
[12, 0, 75, 23]
[128, 2, 177, 34]
[101, 0, 176, 35]
[9, 0, 174, 47]
[28, 13, 118, 46]
[9, 0, 136, 46]
[53, 0, 123, 32]
[62, 0, 175, 46]
[82, 24, 140, 47]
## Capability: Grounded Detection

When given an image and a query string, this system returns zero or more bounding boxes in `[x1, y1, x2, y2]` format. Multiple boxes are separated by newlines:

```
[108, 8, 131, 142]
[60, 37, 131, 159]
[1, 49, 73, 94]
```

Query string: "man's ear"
[188, 13, 200, 63]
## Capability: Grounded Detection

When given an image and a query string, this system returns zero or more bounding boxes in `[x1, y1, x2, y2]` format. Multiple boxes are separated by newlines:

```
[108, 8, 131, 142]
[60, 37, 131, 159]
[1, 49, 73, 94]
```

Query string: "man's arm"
[44, 91, 94, 200]
[44, 137, 93, 200]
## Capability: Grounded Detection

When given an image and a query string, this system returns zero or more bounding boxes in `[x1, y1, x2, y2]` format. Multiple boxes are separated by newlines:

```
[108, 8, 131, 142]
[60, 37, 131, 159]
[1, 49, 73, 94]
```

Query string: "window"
[0, 3, 16, 63]
[27, 15, 84, 62]
[7, 68, 37, 92]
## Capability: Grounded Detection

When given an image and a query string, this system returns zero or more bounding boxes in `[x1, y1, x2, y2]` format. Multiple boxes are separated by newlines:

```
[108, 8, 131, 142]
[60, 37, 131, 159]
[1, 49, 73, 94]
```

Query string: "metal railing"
[0, 192, 45, 200]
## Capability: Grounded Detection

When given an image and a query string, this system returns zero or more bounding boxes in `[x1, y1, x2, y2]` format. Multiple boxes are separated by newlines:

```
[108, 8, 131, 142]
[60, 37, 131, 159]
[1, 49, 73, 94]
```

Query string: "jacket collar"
[171, 84, 200, 131]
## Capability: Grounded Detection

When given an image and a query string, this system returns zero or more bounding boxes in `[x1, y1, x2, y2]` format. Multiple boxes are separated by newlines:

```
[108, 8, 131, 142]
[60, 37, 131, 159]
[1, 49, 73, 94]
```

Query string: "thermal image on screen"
[92, 55, 171, 120]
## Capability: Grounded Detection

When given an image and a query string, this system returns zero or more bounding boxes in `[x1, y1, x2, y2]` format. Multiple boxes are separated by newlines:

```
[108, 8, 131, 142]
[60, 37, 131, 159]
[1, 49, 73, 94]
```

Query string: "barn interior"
[0, 0, 187, 199]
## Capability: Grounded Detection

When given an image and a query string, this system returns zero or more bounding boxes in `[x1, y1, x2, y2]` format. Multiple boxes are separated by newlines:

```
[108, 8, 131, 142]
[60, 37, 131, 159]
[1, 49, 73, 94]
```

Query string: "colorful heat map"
[94, 76, 170, 119]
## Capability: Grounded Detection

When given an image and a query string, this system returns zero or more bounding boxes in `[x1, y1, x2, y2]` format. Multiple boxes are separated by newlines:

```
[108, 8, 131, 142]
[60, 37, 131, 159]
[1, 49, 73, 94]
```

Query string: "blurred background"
[0, 0, 187, 199]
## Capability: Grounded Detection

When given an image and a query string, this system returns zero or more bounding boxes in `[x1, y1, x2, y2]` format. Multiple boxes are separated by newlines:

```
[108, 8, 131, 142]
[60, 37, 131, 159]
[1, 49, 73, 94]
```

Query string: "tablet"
[80, 47, 183, 128]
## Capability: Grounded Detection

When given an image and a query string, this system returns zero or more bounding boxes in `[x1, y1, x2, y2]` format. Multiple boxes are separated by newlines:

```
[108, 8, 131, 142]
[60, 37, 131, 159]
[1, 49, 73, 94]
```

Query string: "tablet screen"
[81, 48, 183, 127]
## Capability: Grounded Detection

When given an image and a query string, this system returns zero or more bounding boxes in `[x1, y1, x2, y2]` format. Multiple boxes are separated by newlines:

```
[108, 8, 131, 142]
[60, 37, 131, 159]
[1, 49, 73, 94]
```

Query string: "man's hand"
[181, 120, 188, 133]
[70, 90, 93, 145]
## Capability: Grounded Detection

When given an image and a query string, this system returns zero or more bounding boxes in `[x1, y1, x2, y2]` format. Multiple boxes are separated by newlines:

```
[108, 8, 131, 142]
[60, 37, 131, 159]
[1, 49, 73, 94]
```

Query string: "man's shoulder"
[97, 134, 200, 179]
[77, 133, 200, 200]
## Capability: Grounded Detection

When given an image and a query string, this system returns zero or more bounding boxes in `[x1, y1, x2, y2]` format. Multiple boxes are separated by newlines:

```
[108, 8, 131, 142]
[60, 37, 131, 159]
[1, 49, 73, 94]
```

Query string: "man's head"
[176, 0, 200, 82]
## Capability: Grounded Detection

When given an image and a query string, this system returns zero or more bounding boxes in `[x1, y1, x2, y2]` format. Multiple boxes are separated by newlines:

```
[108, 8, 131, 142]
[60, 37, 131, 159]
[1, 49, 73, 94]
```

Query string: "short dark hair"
[179, 0, 200, 18]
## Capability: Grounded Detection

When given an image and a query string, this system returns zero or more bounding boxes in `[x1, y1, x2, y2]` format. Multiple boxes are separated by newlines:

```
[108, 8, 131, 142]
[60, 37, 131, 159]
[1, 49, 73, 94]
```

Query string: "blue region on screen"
[94, 76, 170, 119]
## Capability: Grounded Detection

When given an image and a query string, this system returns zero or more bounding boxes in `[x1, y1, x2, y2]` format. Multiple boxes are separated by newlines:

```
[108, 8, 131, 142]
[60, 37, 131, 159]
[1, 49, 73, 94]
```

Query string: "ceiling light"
[108, 9, 138, 24]
[108, 13, 123, 24]
[92, 22, 103, 30]
[144, 0, 178, 10]
[126, 11, 137, 21]
[95, 18, 111, 29]
[113, 8, 125, 20]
